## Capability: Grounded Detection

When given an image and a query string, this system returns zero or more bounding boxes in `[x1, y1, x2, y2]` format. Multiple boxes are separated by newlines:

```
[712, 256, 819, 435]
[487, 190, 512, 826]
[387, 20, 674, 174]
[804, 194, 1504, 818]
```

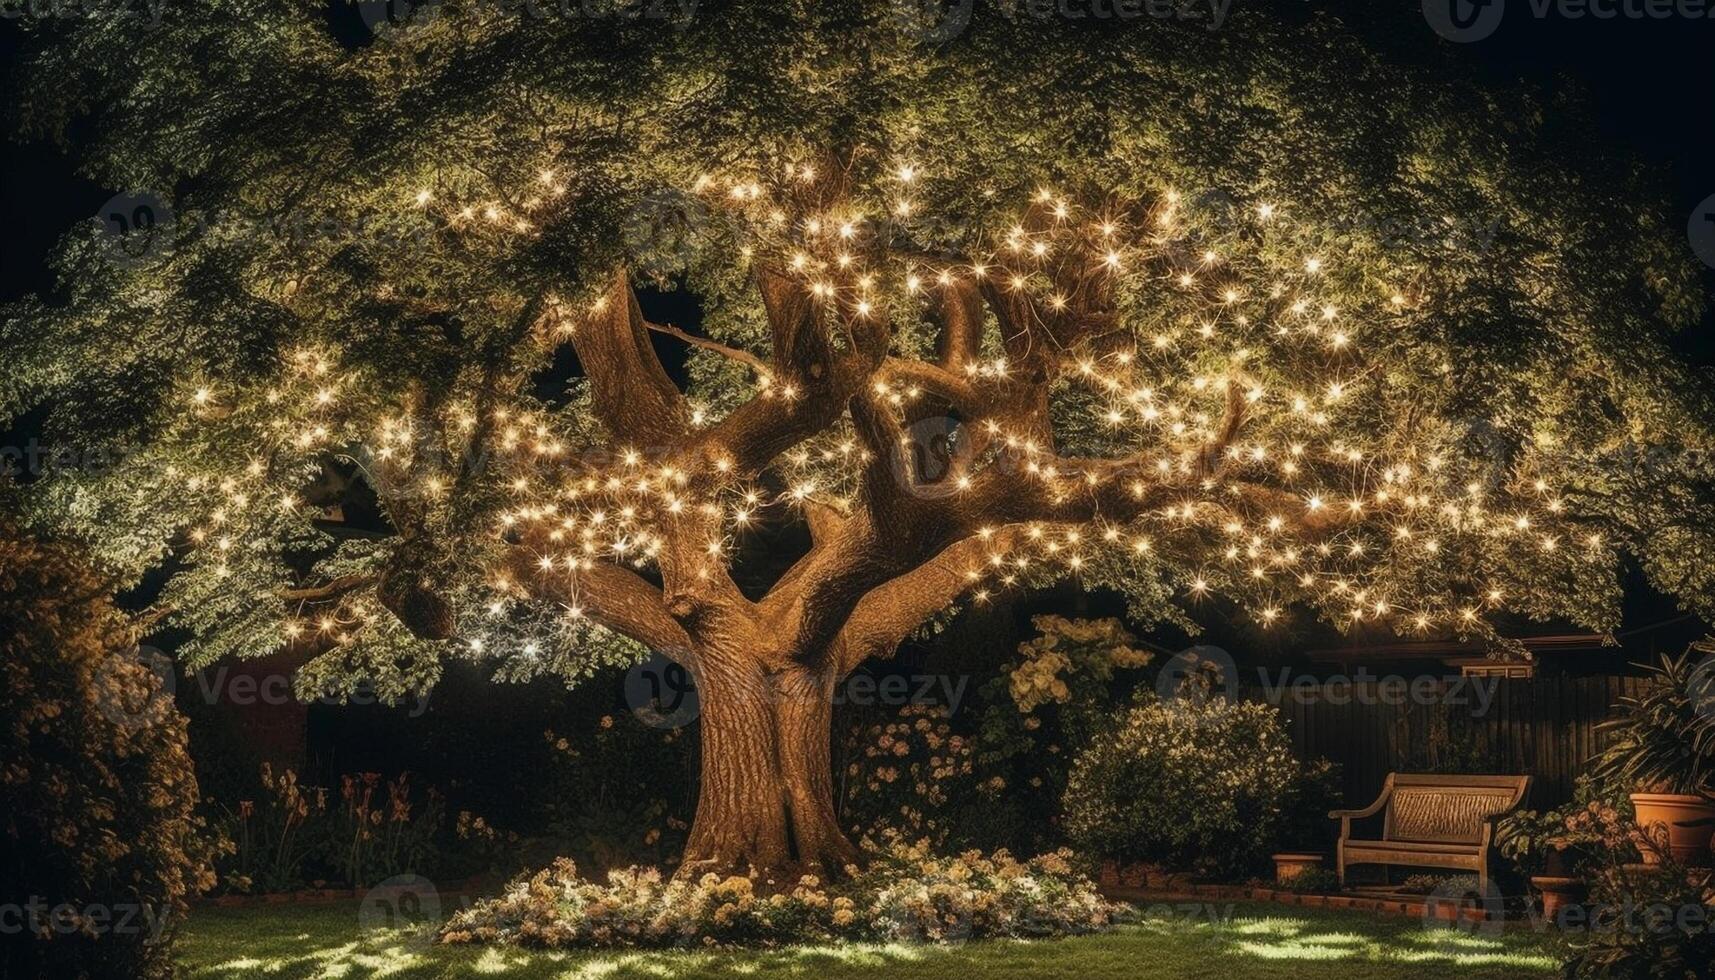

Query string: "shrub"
[0, 524, 222, 979]
[439, 839, 1122, 948]
[539, 719, 693, 871]
[1062, 692, 1319, 878]
[1560, 857, 1715, 979]
[1497, 773, 1638, 880]
[1281, 866, 1341, 895]
[839, 616, 1151, 855]
[1590, 644, 1715, 796]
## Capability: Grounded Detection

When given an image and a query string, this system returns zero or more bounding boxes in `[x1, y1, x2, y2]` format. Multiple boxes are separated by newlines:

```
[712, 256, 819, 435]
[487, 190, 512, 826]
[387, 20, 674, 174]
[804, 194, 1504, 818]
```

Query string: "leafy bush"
[1590, 644, 1715, 796]
[1560, 858, 1715, 978]
[439, 840, 1121, 948]
[839, 616, 1151, 855]
[1062, 692, 1322, 878]
[539, 719, 693, 871]
[0, 525, 222, 979]
[1497, 773, 1638, 880]
[1281, 866, 1341, 894]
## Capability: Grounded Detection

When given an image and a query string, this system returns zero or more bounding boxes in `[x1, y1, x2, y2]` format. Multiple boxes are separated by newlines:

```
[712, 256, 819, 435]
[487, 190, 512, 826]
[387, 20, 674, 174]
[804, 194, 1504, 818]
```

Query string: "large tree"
[6, 2, 1714, 877]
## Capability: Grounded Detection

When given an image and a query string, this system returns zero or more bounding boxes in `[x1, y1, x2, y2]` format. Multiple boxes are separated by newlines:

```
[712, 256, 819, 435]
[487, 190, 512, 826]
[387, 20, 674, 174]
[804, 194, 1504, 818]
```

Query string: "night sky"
[4, 1, 1711, 651]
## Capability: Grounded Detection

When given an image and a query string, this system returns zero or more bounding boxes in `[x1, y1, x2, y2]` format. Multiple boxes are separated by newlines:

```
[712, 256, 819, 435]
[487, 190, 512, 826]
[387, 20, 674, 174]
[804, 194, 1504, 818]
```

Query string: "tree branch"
[280, 573, 378, 603]
[567, 270, 687, 448]
[835, 528, 1026, 673]
[507, 550, 695, 659]
[645, 319, 770, 374]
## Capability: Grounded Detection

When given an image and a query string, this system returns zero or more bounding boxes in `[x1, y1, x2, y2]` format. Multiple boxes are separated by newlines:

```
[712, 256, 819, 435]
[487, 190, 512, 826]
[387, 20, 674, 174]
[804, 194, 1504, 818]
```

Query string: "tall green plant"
[1590, 643, 1715, 797]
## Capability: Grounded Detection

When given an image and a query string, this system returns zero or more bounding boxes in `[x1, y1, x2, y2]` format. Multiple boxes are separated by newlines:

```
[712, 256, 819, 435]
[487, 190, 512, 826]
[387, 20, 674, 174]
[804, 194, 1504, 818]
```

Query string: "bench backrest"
[1380, 774, 1530, 845]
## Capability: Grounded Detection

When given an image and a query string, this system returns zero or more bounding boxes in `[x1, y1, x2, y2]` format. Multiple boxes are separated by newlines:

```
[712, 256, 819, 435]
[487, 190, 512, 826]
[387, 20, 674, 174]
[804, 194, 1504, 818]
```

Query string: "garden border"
[1099, 882, 1495, 924]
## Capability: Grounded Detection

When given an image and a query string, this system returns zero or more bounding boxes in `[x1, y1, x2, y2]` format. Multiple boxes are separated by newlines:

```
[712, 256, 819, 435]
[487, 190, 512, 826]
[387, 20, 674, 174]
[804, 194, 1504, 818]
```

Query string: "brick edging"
[1099, 882, 1492, 924]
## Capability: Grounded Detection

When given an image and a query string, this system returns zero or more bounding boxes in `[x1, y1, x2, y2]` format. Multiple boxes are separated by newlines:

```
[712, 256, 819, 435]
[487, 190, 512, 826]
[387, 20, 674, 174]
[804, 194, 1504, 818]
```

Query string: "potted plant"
[1589, 644, 1715, 866]
[1496, 775, 1633, 918]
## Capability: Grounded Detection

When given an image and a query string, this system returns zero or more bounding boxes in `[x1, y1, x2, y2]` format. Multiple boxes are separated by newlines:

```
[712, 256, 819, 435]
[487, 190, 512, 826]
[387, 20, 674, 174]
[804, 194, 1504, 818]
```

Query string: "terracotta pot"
[1272, 852, 1324, 886]
[1630, 793, 1715, 866]
[1529, 875, 1582, 921]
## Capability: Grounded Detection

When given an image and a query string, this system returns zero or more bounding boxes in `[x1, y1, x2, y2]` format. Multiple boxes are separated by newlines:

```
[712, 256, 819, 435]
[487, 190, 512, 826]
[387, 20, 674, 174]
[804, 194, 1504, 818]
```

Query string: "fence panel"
[1239, 674, 1632, 809]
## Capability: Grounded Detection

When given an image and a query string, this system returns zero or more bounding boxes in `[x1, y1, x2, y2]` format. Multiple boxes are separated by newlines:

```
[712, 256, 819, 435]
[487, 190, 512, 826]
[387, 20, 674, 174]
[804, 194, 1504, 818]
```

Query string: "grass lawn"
[179, 898, 1568, 979]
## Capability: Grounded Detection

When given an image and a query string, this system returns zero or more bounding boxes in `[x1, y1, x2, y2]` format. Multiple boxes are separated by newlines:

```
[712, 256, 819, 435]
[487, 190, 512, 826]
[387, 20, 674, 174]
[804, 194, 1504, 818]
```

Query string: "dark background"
[4, 2, 1712, 806]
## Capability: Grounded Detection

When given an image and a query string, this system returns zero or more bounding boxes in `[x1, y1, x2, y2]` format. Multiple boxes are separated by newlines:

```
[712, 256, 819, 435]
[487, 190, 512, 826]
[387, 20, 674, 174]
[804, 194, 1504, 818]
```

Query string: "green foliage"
[1281, 865, 1341, 895]
[0, 523, 222, 979]
[2, 2, 1711, 696]
[1278, 757, 1344, 852]
[1062, 693, 1326, 878]
[839, 616, 1152, 855]
[439, 842, 1119, 948]
[1496, 773, 1638, 880]
[539, 719, 694, 871]
[1589, 643, 1715, 796]
[1560, 859, 1715, 980]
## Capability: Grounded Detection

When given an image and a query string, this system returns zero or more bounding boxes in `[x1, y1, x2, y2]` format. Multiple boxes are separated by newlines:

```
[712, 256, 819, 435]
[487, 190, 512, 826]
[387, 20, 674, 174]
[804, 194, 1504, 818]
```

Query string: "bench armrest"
[1331, 783, 1393, 844]
[1329, 796, 1389, 821]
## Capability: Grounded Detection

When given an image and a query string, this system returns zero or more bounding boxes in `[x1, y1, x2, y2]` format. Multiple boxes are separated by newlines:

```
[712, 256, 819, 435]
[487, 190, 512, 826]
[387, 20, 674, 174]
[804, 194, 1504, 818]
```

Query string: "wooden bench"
[1330, 773, 1531, 893]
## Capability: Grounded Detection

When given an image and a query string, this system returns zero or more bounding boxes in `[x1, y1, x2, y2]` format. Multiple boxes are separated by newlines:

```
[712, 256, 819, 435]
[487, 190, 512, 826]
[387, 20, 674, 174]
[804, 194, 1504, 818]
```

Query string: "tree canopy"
[6, 1, 1713, 706]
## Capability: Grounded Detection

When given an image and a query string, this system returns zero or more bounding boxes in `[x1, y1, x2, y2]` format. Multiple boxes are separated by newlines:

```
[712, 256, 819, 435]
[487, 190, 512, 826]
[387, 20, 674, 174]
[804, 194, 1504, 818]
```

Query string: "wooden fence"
[1239, 674, 1652, 810]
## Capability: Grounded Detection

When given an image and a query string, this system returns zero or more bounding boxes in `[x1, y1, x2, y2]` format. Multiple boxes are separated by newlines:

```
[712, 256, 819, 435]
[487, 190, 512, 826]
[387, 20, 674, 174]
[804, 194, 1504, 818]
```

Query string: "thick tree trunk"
[677, 648, 861, 883]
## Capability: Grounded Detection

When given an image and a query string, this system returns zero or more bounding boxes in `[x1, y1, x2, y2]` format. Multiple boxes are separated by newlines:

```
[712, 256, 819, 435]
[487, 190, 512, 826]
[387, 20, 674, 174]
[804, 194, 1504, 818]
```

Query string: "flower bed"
[439, 842, 1123, 948]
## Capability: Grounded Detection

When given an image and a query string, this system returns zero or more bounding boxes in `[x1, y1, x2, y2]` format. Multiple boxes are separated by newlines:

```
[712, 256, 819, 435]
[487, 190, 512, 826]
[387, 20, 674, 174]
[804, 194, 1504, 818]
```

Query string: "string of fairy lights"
[162, 156, 1605, 659]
